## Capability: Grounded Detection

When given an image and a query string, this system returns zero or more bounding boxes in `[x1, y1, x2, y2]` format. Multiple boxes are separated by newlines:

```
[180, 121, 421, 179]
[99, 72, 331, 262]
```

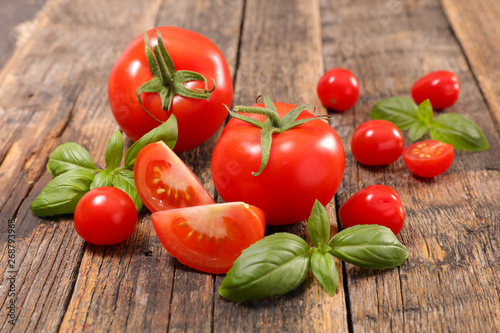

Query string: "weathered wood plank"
[441, 0, 500, 129]
[59, 0, 245, 332]
[320, 0, 500, 332]
[212, 1, 350, 332]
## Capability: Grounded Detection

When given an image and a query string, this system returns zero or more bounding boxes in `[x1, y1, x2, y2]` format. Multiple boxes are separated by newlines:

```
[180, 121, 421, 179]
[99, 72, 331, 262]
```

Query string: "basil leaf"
[370, 97, 418, 130]
[219, 233, 311, 302]
[30, 169, 95, 216]
[124, 114, 178, 168]
[90, 170, 113, 190]
[105, 131, 124, 170]
[416, 99, 434, 125]
[408, 121, 429, 142]
[308, 200, 330, 247]
[46, 142, 97, 177]
[328, 225, 408, 269]
[311, 251, 338, 296]
[113, 170, 143, 212]
[429, 113, 490, 151]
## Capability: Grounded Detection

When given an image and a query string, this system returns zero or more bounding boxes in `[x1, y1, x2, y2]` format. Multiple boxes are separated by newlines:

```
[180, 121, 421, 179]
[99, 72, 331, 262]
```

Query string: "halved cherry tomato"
[134, 141, 215, 212]
[411, 71, 460, 110]
[351, 119, 404, 166]
[317, 68, 359, 111]
[339, 185, 405, 235]
[402, 140, 454, 178]
[151, 202, 265, 274]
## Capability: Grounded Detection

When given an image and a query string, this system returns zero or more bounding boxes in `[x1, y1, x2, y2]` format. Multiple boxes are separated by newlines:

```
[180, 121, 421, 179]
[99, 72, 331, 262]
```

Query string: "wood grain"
[441, 0, 500, 129]
[321, 0, 500, 332]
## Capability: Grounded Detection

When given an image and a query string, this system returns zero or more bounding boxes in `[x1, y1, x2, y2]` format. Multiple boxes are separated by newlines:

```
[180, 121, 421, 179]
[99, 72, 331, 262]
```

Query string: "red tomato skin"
[134, 141, 215, 213]
[74, 187, 138, 245]
[108, 26, 233, 152]
[351, 120, 404, 166]
[151, 202, 265, 274]
[402, 140, 454, 178]
[411, 71, 460, 110]
[317, 68, 359, 111]
[339, 185, 405, 235]
[211, 103, 345, 225]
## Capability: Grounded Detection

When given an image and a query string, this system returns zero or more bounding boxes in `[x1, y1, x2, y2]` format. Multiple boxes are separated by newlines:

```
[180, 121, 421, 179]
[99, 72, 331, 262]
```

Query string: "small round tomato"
[74, 187, 138, 245]
[134, 141, 215, 213]
[317, 68, 359, 111]
[411, 71, 460, 110]
[402, 140, 454, 178]
[211, 99, 345, 225]
[339, 185, 405, 235]
[151, 202, 265, 274]
[108, 26, 233, 152]
[351, 120, 404, 166]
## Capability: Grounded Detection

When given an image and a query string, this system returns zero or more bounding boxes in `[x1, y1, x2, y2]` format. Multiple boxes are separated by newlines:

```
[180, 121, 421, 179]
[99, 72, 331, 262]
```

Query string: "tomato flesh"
[351, 119, 404, 166]
[339, 185, 405, 235]
[151, 202, 265, 274]
[74, 187, 138, 245]
[402, 140, 454, 178]
[134, 141, 215, 212]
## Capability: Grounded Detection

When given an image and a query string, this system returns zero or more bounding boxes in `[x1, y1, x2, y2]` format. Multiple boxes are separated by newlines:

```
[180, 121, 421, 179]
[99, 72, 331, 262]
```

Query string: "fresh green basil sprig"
[218, 201, 409, 302]
[30, 115, 178, 216]
[370, 97, 489, 151]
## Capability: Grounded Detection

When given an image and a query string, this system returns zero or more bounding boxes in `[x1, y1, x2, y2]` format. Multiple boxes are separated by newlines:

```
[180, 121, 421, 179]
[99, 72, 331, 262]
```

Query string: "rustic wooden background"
[1, 0, 499, 332]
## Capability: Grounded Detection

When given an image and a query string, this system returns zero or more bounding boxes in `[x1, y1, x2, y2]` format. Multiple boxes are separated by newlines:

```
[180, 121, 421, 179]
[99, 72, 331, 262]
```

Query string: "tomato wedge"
[134, 141, 215, 212]
[151, 202, 265, 274]
[402, 140, 454, 178]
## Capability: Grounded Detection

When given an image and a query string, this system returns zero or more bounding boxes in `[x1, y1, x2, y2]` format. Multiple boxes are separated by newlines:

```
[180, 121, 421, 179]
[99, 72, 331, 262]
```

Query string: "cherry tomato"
[402, 140, 454, 178]
[74, 187, 138, 245]
[211, 101, 345, 225]
[108, 26, 233, 152]
[411, 71, 460, 110]
[351, 120, 404, 166]
[317, 68, 359, 111]
[151, 202, 265, 274]
[339, 185, 405, 235]
[134, 141, 215, 213]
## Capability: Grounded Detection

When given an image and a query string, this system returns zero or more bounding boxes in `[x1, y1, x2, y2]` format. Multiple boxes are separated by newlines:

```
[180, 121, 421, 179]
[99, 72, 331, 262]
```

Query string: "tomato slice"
[151, 202, 265, 274]
[134, 141, 215, 212]
[402, 140, 454, 178]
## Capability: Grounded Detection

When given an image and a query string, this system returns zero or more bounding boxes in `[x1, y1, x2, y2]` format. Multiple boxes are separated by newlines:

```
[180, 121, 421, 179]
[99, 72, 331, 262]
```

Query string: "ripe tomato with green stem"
[339, 185, 406, 235]
[152, 202, 266, 274]
[211, 96, 345, 225]
[74, 187, 138, 245]
[351, 119, 404, 166]
[402, 140, 454, 178]
[108, 26, 233, 152]
[134, 141, 215, 213]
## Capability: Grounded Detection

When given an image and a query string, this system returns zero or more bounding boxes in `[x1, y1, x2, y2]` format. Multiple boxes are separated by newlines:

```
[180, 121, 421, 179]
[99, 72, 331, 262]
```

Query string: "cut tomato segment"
[402, 140, 454, 178]
[151, 202, 266, 274]
[134, 141, 215, 212]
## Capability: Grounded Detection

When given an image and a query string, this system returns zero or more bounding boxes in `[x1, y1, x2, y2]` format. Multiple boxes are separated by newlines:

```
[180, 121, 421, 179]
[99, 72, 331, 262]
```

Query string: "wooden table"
[1, 0, 499, 332]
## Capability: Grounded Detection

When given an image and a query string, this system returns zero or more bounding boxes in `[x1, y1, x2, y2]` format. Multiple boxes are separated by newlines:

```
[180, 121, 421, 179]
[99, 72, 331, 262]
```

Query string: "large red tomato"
[211, 99, 345, 225]
[108, 26, 233, 152]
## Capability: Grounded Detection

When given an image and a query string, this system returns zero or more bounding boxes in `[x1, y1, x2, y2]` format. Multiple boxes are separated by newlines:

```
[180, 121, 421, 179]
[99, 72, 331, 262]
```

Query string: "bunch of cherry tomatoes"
[74, 27, 459, 274]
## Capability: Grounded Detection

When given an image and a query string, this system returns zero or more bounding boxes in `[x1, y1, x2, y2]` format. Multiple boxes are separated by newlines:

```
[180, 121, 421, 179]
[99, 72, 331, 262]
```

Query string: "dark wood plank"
[60, 0, 245, 332]
[441, 0, 500, 129]
[213, 1, 350, 332]
[320, 0, 500, 331]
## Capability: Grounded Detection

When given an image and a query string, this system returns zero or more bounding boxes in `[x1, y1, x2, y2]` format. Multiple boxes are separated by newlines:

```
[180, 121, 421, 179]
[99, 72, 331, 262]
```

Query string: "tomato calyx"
[228, 95, 323, 176]
[136, 30, 216, 122]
